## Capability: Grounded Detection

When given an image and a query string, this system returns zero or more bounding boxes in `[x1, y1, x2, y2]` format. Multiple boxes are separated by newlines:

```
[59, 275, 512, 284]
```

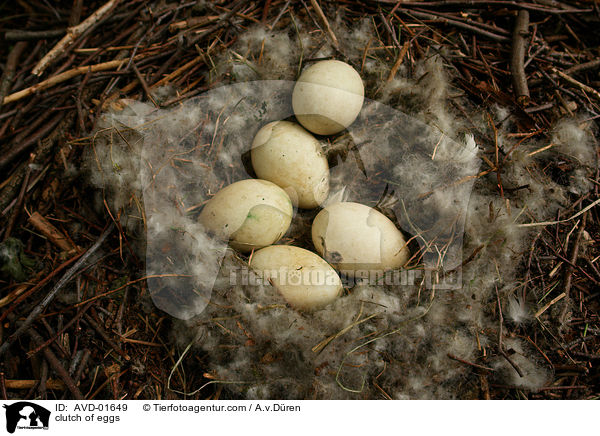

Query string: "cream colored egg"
[250, 245, 343, 311]
[311, 202, 409, 277]
[251, 121, 329, 209]
[199, 179, 293, 252]
[292, 60, 364, 135]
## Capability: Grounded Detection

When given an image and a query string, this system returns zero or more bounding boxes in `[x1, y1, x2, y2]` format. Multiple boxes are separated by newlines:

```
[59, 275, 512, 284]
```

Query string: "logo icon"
[3, 402, 50, 433]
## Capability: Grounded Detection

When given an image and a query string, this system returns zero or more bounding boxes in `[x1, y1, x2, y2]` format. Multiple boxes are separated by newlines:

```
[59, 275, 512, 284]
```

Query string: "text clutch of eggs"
[0, 400, 595, 434]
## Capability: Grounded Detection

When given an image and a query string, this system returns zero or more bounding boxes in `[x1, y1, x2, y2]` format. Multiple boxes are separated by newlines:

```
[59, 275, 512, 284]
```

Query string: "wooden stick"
[0, 283, 30, 309]
[560, 211, 588, 323]
[310, 0, 339, 49]
[150, 56, 203, 88]
[28, 329, 84, 399]
[510, 10, 530, 105]
[3, 164, 32, 241]
[26, 302, 94, 358]
[447, 353, 495, 372]
[69, 0, 84, 27]
[535, 292, 566, 318]
[553, 67, 600, 101]
[32, 0, 121, 76]
[5, 29, 65, 41]
[28, 211, 78, 252]
[168, 16, 219, 32]
[4, 379, 66, 390]
[0, 256, 80, 313]
[401, 9, 509, 42]
[3, 58, 133, 106]
[83, 314, 131, 361]
[0, 223, 114, 357]
[374, 0, 591, 14]
[565, 59, 600, 75]
[387, 41, 411, 82]
[0, 41, 27, 110]
[0, 373, 7, 399]
[0, 112, 66, 174]
[132, 63, 159, 107]
[496, 285, 524, 377]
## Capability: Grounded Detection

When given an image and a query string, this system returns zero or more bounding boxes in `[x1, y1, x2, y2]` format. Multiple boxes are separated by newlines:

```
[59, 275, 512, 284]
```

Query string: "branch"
[4, 29, 66, 41]
[0, 41, 27, 110]
[373, 0, 592, 14]
[32, 0, 121, 76]
[28, 211, 78, 252]
[0, 112, 66, 174]
[310, 0, 339, 49]
[553, 67, 600, 101]
[3, 58, 132, 106]
[560, 211, 588, 323]
[0, 223, 114, 358]
[510, 10, 530, 106]
[565, 59, 600, 75]
[401, 9, 509, 41]
[496, 285, 524, 377]
[27, 329, 84, 399]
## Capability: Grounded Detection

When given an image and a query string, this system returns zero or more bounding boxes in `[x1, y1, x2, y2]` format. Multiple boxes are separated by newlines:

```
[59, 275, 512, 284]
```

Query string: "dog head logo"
[3, 402, 50, 433]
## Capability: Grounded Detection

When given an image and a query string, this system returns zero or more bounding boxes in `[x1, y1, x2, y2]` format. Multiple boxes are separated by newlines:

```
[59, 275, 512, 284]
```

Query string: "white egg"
[292, 60, 364, 135]
[199, 179, 293, 252]
[251, 121, 329, 209]
[311, 202, 410, 277]
[250, 245, 343, 311]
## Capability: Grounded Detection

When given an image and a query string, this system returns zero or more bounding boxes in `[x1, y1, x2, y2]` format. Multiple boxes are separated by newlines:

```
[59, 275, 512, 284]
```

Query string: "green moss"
[0, 238, 36, 281]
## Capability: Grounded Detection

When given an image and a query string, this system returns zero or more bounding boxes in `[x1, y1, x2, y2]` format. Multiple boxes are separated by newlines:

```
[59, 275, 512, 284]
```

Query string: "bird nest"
[0, 0, 598, 400]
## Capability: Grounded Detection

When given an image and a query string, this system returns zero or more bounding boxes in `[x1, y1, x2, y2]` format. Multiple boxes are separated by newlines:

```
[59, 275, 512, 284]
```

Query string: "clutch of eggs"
[196, 60, 410, 312]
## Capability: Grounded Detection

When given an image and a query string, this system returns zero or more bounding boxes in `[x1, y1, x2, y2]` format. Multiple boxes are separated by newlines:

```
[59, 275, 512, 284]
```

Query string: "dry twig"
[28, 212, 78, 253]
[32, 0, 121, 76]
[27, 329, 84, 399]
[552, 67, 600, 101]
[510, 10, 530, 105]
[496, 285, 524, 377]
[5, 29, 66, 41]
[309, 0, 339, 49]
[0, 223, 114, 357]
[0, 41, 27, 110]
[560, 212, 588, 323]
[4, 58, 138, 106]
